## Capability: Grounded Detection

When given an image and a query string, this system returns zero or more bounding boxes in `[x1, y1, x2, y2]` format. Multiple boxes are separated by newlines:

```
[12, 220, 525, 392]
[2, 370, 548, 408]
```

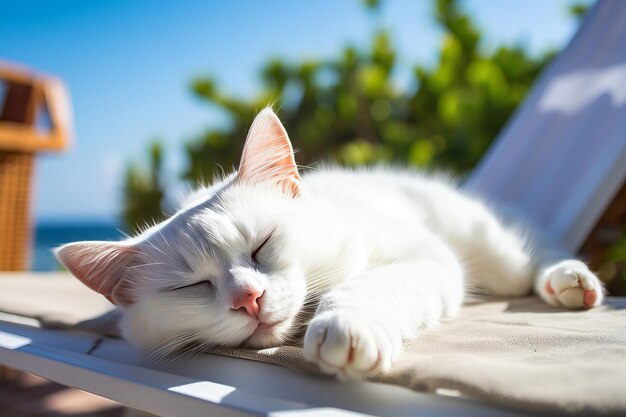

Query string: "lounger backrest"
[466, 0, 626, 252]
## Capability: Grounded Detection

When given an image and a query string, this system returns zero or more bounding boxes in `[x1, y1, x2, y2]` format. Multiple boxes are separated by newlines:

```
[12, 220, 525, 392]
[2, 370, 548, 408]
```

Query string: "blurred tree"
[123, 0, 556, 228]
[123, 141, 166, 233]
[569, 2, 590, 21]
[604, 232, 626, 295]
[122, 0, 568, 231]
[181, 0, 552, 184]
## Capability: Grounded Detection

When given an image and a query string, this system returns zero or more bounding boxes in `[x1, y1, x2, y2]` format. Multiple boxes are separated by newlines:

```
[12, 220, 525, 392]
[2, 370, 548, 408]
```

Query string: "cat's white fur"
[55, 108, 604, 379]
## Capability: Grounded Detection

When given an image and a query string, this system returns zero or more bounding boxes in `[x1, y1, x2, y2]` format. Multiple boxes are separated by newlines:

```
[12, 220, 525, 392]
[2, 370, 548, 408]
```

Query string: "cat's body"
[56, 109, 604, 378]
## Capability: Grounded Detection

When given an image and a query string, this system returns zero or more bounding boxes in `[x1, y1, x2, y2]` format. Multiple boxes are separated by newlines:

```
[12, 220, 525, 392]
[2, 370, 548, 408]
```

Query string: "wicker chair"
[0, 62, 71, 271]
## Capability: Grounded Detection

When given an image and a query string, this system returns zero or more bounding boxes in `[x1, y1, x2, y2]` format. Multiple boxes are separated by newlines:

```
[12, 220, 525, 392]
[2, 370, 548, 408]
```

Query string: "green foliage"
[123, 0, 556, 231]
[180, 0, 552, 187]
[124, 0, 556, 229]
[362, 0, 380, 11]
[569, 2, 590, 21]
[604, 232, 626, 295]
[123, 141, 166, 233]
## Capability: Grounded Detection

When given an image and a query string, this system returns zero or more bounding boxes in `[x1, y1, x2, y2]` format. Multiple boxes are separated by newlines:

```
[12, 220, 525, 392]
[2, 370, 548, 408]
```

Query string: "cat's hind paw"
[303, 312, 401, 379]
[538, 260, 604, 309]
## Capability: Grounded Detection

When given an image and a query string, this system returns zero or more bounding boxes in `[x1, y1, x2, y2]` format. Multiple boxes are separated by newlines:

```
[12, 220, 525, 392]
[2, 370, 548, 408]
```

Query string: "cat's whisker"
[146, 238, 168, 256]
[146, 336, 200, 365]
[125, 262, 164, 270]
[144, 332, 197, 360]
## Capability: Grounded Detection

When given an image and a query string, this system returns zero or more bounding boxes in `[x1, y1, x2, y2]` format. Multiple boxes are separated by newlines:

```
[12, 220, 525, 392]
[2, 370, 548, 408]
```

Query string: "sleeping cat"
[55, 108, 604, 379]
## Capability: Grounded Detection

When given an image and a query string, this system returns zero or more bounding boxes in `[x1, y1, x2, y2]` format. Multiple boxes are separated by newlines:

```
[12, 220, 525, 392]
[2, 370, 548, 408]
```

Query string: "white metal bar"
[0, 326, 370, 417]
[0, 318, 539, 417]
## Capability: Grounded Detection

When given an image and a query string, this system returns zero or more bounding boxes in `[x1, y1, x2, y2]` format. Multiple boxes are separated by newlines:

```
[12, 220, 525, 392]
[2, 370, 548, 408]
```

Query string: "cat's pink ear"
[237, 108, 302, 197]
[55, 241, 139, 306]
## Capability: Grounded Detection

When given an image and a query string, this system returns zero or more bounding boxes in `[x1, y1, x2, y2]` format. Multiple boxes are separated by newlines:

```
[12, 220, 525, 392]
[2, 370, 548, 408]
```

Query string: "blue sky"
[0, 0, 592, 223]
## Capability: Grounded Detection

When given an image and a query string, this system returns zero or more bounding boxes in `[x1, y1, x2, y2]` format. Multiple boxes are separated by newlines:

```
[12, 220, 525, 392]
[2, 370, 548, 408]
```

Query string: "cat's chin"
[243, 319, 293, 348]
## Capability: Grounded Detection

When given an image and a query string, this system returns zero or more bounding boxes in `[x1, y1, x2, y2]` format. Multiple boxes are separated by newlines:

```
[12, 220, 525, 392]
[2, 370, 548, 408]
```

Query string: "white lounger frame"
[0, 310, 531, 417]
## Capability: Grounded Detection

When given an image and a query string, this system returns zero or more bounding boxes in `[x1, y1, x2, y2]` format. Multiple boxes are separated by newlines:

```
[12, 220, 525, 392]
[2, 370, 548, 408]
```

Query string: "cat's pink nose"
[231, 288, 264, 318]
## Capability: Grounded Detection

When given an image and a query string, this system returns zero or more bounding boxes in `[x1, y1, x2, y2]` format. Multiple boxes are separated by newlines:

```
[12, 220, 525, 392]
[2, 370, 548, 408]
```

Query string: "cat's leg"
[454, 201, 604, 308]
[534, 259, 604, 309]
[433, 197, 536, 298]
[442, 201, 604, 308]
[521, 222, 605, 309]
[303, 239, 464, 379]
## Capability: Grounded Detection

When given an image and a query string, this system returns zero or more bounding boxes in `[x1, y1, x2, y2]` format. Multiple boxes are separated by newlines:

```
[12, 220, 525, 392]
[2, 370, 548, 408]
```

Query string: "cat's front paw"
[303, 312, 401, 379]
[539, 260, 604, 309]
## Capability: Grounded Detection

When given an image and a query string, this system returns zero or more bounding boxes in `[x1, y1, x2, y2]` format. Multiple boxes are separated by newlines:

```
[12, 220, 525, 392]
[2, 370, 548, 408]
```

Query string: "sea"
[33, 222, 125, 271]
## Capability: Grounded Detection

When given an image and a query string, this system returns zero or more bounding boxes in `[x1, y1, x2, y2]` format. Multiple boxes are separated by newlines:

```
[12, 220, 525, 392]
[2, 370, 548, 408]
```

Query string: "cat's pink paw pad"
[303, 312, 400, 379]
[543, 262, 603, 309]
[584, 289, 597, 307]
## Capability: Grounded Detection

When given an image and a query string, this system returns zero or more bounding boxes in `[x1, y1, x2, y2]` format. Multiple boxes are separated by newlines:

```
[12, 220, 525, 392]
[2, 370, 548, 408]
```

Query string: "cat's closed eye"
[252, 232, 273, 266]
[170, 280, 214, 292]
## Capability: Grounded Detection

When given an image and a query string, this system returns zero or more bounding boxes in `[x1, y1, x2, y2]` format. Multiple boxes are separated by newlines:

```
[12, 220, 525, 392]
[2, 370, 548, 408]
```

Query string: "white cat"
[55, 108, 604, 379]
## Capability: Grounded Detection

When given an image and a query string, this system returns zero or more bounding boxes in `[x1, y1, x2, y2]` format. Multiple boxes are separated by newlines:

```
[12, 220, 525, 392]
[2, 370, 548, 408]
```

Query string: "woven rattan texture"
[0, 151, 33, 270]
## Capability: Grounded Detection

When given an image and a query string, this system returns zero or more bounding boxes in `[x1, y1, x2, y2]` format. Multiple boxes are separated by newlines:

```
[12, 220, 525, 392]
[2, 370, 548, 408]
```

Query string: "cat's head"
[55, 109, 318, 354]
